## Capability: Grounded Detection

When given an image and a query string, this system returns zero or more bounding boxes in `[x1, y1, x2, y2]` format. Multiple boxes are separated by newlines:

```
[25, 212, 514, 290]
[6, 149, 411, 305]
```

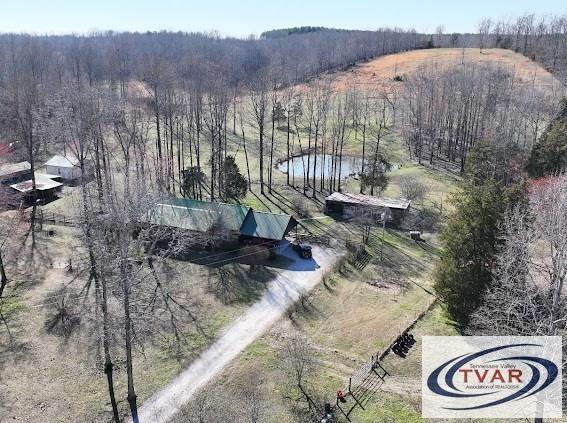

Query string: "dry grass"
[0, 224, 265, 422]
[326, 48, 562, 93]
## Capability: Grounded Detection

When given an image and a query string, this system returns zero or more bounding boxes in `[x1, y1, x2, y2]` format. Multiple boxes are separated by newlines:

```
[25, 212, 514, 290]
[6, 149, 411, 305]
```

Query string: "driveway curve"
[136, 244, 341, 423]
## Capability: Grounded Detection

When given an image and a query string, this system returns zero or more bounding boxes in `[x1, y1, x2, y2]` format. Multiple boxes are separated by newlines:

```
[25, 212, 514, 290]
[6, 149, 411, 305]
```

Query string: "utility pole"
[380, 207, 391, 261]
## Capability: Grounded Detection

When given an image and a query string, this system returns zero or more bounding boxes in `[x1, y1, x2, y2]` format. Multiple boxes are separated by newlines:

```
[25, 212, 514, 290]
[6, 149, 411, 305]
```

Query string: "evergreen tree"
[360, 155, 390, 195]
[360, 167, 389, 195]
[222, 156, 248, 200]
[181, 166, 205, 199]
[527, 98, 567, 178]
[434, 141, 526, 325]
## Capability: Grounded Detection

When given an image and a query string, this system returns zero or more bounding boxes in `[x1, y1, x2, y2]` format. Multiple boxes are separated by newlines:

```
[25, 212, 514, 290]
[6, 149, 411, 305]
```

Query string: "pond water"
[277, 154, 398, 180]
[277, 154, 362, 180]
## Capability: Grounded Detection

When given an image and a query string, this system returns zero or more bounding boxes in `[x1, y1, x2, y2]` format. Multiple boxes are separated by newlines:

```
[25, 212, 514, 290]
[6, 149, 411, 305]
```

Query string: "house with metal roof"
[145, 198, 298, 244]
[324, 191, 411, 225]
[10, 173, 63, 195]
[44, 155, 81, 180]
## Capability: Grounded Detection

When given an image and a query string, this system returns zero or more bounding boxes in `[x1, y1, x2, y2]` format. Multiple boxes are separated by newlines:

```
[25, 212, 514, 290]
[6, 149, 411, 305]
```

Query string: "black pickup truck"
[292, 240, 312, 259]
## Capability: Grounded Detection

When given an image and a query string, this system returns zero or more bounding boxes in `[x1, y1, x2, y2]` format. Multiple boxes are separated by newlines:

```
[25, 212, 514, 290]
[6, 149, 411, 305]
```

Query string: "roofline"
[165, 197, 249, 209]
[325, 192, 411, 209]
[44, 158, 79, 167]
[156, 203, 220, 214]
[247, 209, 293, 217]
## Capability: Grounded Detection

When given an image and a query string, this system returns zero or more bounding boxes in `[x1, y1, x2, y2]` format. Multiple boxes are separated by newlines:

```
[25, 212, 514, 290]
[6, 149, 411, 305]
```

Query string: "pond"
[277, 154, 398, 180]
[277, 154, 362, 180]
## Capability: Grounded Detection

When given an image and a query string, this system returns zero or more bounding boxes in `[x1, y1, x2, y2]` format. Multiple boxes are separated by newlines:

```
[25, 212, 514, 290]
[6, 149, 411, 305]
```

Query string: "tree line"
[401, 61, 562, 173]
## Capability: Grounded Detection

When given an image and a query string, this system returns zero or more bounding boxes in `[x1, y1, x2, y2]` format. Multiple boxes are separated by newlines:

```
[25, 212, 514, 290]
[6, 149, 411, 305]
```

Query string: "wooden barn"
[324, 192, 411, 225]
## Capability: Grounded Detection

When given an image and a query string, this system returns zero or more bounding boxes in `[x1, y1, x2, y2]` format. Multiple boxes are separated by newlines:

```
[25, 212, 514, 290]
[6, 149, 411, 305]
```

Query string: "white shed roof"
[10, 172, 63, 193]
[44, 154, 79, 168]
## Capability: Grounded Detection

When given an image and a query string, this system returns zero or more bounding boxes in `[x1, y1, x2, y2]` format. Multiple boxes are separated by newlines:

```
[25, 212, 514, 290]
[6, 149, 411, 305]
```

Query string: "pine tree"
[221, 156, 248, 200]
[181, 166, 205, 199]
[434, 142, 526, 325]
[527, 98, 567, 178]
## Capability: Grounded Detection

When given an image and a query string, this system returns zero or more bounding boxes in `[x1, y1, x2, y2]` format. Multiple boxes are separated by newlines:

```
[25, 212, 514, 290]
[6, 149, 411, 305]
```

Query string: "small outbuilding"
[44, 155, 81, 180]
[9, 172, 63, 201]
[0, 161, 32, 185]
[1, 161, 64, 206]
[325, 191, 411, 225]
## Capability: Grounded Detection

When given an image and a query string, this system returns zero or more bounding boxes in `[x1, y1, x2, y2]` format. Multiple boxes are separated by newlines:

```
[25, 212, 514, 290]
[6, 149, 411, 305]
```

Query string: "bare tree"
[478, 18, 493, 52]
[281, 331, 321, 416]
[0, 202, 17, 299]
[249, 77, 268, 195]
[0, 38, 48, 249]
[398, 174, 428, 202]
[469, 174, 567, 338]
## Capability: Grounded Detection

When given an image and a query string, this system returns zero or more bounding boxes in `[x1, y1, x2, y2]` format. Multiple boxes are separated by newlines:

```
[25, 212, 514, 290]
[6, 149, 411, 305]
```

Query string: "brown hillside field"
[326, 48, 563, 92]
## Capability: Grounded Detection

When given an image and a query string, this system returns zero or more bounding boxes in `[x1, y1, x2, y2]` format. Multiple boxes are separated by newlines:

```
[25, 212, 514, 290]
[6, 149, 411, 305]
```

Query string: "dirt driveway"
[136, 243, 342, 423]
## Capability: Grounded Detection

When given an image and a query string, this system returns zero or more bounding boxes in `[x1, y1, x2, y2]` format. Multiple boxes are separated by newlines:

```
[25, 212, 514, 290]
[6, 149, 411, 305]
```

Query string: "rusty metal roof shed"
[325, 192, 411, 210]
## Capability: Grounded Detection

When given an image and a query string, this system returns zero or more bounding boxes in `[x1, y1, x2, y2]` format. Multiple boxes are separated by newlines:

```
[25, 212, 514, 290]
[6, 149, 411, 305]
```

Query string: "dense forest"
[260, 26, 352, 39]
[0, 28, 430, 93]
[0, 14, 566, 197]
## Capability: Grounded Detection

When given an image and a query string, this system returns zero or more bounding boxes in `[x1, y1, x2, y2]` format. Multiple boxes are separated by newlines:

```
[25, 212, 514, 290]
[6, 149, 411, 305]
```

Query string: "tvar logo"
[422, 336, 562, 419]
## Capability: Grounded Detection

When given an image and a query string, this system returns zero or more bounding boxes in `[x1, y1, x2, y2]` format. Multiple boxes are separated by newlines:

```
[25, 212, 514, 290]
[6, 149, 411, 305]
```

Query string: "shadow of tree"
[43, 287, 82, 340]
[207, 263, 277, 305]
[291, 292, 323, 323]
[367, 229, 435, 277]
[0, 309, 32, 385]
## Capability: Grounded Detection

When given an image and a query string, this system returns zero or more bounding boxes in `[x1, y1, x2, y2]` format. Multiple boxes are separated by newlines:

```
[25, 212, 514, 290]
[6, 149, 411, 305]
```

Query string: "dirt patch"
[366, 276, 406, 295]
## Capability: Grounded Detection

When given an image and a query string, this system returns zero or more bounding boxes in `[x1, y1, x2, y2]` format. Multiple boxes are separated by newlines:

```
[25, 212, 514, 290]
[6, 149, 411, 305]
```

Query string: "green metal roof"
[240, 210, 297, 240]
[145, 198, 298, 240]
[146, 198, 249, 232]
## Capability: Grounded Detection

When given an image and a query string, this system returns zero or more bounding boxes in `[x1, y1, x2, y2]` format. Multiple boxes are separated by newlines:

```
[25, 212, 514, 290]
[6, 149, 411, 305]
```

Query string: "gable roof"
[145, 198, 297, 240]
[146, 198, 249, 232]
[325, 191, 411, 210]
[240, 210, 297, 240]
[0, 161, 31, 178]
[45, 155, 79, 168]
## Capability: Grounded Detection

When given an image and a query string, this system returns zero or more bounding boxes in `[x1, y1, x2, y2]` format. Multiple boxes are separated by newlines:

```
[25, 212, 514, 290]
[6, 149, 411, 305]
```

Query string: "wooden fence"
[24, 210, 80, 227]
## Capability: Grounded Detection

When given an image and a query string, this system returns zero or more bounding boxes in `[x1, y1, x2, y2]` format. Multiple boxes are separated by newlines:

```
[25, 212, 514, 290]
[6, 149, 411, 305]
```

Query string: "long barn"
[324, 192, 411, 225]
[145, 198, 299, 244]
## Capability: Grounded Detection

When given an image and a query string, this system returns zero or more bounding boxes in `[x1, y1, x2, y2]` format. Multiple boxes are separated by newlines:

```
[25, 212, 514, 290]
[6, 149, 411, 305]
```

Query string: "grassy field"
[181, 216, 448, 421]
[0, 222, 277, 422]
[328, 48, 563, 92]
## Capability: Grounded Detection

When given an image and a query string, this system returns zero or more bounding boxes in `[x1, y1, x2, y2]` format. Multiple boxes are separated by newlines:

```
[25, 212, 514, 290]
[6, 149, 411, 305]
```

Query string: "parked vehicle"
[292, 240, 312, 259]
